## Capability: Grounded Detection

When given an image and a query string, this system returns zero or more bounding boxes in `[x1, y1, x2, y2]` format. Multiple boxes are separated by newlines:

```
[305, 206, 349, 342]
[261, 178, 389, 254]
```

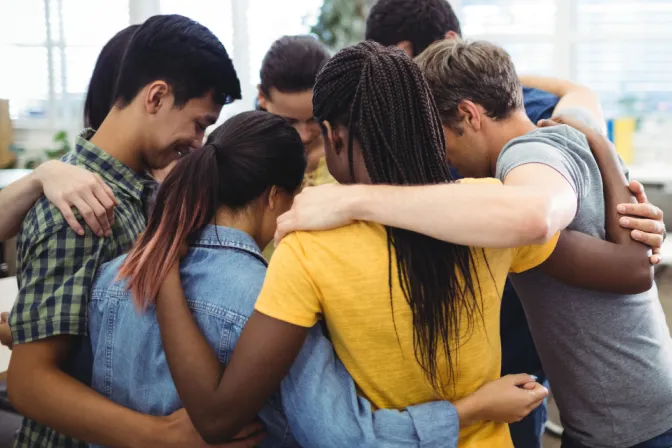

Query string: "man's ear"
[457, 100, 483, 131]
[445, 31, 459, 40]
[145, 81, 170, 115]
[257, 85, 268, 110]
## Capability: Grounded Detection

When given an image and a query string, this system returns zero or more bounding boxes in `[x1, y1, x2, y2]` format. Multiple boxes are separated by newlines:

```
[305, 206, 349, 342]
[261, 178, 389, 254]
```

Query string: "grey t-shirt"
[496, 124, 672, 448]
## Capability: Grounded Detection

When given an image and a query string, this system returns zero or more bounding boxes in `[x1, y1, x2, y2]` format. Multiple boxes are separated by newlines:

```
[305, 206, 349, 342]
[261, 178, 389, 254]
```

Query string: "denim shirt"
[89, 225, 458, 448]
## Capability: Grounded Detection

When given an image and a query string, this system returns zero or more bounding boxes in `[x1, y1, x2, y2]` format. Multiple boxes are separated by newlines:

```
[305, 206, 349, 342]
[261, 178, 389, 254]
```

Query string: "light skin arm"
[0, 160, 117, 242]
[519, 75, 606, 134]
[277, 174, 570, 250]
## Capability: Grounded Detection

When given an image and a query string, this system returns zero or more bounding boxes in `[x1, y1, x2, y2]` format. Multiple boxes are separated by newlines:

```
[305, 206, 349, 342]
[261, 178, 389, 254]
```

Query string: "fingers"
[628, 180, 648, 204]
[54, 198, 85, 236]
[226, 422, 267, 447]
[629, 228, 664, 250]
[651, 247, 663, 265]
[618, 203, 663, 221]
[620, 215, 665, 235]
[274, 211, 297, 246]
[1, 312, 8, 324]
[537, 119, 558, 128]
[96, 174, 118, 206]
[80, 190, 111, 237]
[219, 432, 267, 447]
[509, 373, 538, 386]
[91, 185, 115, 236]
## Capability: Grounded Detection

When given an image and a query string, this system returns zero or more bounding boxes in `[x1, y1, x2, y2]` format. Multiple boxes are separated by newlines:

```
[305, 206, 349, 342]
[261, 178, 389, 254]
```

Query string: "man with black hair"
[6, 15, 249, 448]
[257, 35, 334, 186]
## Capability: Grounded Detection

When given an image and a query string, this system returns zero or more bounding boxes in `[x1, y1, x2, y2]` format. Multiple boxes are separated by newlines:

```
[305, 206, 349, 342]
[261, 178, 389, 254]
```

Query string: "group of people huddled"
[0, 1, 671, 447]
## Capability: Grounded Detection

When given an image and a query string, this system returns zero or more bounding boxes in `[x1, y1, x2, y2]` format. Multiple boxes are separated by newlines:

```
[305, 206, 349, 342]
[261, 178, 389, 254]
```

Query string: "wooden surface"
[0, 100, 13, 169]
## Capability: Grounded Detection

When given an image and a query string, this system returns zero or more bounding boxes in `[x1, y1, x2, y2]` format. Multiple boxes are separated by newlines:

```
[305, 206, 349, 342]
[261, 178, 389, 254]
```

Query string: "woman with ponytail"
[151, 42, 555, 447]
[87, 110, 306, 446]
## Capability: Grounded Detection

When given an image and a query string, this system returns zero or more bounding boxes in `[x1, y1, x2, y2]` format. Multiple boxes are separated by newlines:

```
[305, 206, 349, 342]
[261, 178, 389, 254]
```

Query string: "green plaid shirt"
[9, 129, 153, 448]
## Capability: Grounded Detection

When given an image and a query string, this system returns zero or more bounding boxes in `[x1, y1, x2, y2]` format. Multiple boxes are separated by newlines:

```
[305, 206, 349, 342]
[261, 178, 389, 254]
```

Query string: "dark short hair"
[259, 35, 330, 97]
[365, 0, 461, 57]
[114, 14, 241, 108]
[84, 25, 140, 130]
[415, 40, 523, 133]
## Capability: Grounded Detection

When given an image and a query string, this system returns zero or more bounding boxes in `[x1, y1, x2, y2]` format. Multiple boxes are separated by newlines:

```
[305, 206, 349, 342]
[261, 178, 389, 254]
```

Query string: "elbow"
[628, 263, 655, 295]
[192, 411, 239, 445]
[524, 199, 556, 245]
[7, 368, 30, 416]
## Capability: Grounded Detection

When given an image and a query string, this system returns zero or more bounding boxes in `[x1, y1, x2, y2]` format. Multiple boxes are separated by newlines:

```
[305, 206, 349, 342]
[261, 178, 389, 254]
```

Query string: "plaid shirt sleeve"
[9, 221, 107, 345]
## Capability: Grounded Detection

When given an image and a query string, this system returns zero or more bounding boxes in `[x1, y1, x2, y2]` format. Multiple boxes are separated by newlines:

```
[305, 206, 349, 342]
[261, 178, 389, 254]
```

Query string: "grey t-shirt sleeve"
[495, 140, 584, 198]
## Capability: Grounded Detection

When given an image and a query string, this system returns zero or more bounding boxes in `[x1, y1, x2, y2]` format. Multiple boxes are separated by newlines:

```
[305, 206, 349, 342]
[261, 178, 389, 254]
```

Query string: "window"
[458, 0, 672, 117]
[461, 0, 557, 76]
[0, 0, 129, 125]
[575, 0, 672, 115]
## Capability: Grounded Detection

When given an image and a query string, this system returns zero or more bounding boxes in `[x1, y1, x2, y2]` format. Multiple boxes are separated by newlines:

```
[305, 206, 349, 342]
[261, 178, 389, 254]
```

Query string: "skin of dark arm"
[538, 116, 653, 294]
[156, 262, 308, 445]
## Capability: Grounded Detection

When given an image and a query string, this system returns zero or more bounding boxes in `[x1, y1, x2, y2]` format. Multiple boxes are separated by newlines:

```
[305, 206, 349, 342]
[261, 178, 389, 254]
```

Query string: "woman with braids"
[146, 43, 555, 447]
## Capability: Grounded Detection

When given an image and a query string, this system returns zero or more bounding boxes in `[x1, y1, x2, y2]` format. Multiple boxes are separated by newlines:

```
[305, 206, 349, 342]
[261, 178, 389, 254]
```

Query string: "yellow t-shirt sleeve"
[254, 233, 322, 328]
[510, 233, 561, 273]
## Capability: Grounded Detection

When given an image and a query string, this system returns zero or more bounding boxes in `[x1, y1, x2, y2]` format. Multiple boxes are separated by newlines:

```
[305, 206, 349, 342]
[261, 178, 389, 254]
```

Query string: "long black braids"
[313, 41, 484, 391]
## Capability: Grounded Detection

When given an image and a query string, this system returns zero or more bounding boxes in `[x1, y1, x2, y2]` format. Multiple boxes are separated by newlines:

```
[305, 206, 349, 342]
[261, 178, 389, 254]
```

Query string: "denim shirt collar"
[192, 225, 267, 266]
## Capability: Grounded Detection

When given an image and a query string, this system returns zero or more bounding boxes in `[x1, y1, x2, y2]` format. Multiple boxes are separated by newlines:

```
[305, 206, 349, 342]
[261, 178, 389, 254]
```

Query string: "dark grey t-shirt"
[496, 124, 672, 448]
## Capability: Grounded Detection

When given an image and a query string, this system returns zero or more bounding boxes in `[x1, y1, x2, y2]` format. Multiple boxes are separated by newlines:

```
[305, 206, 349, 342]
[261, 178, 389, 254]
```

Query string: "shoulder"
[276, 222, 388, 266]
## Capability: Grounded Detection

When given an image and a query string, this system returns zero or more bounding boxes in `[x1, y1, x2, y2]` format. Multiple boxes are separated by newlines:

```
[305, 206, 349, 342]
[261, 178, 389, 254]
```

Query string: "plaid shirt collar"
[70, 129, 154, 203]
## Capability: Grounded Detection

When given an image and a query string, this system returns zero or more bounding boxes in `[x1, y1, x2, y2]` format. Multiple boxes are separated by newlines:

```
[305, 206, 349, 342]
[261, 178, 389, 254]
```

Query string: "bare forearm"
[540, 230, 653, 294]
[590, 135, 639, 245]
[0, 172, 42, 241]
[8, 360, 159, 447]
[346, 183, 554, 248]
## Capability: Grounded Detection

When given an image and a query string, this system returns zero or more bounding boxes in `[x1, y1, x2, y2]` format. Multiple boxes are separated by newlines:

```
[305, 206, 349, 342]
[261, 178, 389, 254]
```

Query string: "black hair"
[259, 35, 330, 97]
[120, 110, 306, 305]
[365, 0, 462, 56]
[114, 14, 241, 108]
[84, 25, 140, 129]
[313, 41, 483, 390]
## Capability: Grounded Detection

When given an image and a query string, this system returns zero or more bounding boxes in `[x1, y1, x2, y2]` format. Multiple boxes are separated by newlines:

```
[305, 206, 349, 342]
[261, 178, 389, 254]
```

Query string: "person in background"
[257, 35, 335, 187]
[275, 40, 672, 448]
[5, 15, 256, 448]
[365, 2, 665, 445]
[146, 41, 648, 447]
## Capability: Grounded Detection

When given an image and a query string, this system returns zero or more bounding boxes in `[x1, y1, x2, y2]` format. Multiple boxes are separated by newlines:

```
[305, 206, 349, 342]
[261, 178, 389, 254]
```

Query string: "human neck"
[486, 110, 537, 176]
[90, 107, 145, 173]
[212, 206, 264, 248]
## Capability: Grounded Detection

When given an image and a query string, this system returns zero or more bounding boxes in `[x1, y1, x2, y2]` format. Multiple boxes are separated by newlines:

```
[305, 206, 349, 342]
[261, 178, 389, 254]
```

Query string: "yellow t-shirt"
[255, 179, 559, 447]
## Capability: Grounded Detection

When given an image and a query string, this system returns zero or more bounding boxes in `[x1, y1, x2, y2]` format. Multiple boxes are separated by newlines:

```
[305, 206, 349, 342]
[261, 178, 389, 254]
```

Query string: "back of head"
[259, 35, 330, 97]
[312, 41, 481, 390]
[119, 110, 306, 307]
[84, 25, 140, 129]
[415, 39, 523, 133]
[114, 14, 241, 108]
[365, 0, 461, 57]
